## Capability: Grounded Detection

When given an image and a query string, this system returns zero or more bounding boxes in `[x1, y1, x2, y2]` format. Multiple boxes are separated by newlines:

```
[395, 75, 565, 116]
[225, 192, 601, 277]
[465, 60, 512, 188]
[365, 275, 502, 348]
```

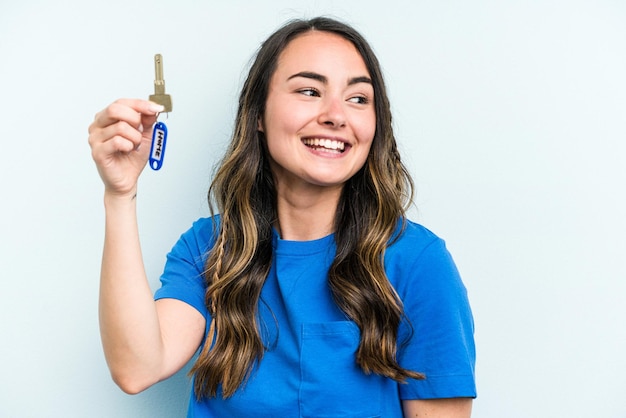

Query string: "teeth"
[303, 138, 345, 151]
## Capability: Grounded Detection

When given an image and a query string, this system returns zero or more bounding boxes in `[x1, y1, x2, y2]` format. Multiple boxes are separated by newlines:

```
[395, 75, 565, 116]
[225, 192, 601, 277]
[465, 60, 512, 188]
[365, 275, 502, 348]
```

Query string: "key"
[149, 54, 173, 112]
[148, 53, 171, 170]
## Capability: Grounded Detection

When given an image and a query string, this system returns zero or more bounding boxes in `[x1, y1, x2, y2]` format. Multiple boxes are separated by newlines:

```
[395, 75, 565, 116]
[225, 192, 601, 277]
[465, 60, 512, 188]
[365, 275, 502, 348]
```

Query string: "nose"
[318, 96, 346, 128]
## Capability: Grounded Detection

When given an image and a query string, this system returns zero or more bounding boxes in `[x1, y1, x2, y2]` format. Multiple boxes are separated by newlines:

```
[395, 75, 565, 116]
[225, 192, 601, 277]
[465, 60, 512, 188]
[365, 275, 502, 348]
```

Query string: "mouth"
[302, 138, 347, 154]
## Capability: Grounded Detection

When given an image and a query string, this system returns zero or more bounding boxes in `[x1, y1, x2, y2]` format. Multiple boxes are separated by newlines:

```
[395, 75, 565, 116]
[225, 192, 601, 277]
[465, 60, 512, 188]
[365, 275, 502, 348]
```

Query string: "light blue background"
[1, 1, 624, 417]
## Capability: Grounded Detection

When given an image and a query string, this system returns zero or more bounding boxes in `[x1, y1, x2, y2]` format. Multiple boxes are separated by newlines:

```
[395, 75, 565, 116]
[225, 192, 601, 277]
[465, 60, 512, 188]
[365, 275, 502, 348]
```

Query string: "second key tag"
[149, 121, 168, 170]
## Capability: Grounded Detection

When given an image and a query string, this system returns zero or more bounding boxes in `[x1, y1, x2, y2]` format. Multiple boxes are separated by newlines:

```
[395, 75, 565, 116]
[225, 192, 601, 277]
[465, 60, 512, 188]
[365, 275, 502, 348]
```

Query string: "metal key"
[149, 54, 173, 112]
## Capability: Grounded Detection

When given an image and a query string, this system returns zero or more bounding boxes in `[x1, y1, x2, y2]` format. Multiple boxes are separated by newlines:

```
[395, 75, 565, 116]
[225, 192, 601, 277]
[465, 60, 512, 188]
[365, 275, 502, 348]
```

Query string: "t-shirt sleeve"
[153, 218, 215, 319]
[395, 236, 477, 400]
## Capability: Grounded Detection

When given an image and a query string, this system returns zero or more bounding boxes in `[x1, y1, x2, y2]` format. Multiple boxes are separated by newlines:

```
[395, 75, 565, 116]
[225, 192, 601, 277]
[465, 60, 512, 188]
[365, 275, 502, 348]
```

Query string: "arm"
[89, 99, 205, 393]
[392, 234, 476, 407]
[402, 398, 473, 418]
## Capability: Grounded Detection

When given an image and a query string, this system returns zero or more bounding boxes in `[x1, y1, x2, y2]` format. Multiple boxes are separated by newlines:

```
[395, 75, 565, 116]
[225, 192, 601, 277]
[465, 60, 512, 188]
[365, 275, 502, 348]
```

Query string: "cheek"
[263, 115, 297, 160]
[356, 111, 377, 145]
[354, 113, 376, 166]
[264, 104, 309, 140]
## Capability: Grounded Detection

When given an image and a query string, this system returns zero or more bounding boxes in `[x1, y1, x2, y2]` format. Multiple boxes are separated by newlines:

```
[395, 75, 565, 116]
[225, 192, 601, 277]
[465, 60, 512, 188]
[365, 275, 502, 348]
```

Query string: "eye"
[298, 88, 320, 97]
[348, 95, 369, 105]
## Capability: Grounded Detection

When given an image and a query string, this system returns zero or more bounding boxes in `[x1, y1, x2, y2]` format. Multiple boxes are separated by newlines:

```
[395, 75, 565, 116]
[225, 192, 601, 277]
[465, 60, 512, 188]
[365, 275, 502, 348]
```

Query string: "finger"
[89, 99, 164, 133]
[91, 134, 138, 165]
[100, 121, 144, 149]
[89, 119, 142, 152]
[139, 114, 159, 139]
[117, 98, 165, 118]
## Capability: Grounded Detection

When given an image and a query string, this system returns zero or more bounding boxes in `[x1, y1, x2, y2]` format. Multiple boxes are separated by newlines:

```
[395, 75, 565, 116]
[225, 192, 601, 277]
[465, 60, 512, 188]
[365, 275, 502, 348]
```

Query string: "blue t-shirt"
[155, 217, 476, 417]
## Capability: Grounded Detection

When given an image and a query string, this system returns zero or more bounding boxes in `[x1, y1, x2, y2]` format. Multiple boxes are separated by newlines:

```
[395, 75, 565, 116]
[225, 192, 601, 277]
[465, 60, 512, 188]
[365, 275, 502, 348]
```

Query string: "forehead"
[275, 31, 369, 75]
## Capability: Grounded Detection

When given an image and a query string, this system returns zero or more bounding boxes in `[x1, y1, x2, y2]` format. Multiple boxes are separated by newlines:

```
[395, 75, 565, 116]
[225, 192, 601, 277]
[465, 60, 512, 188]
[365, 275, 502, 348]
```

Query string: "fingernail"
[148, 103, 165, 114]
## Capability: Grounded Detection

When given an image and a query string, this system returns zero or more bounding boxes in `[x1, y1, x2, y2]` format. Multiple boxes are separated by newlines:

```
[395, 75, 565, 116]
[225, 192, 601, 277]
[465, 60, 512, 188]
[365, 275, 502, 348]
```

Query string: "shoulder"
[386, 221, 476, 400]
[188, 215, 221, 240]
[162, 216, 221, 275]
[156, 217, 220, 318]
[397, 218, 441, 242]
[174, 216, 220, 254]
[385, 218, 464, 296]
[387, 219, 446, 260]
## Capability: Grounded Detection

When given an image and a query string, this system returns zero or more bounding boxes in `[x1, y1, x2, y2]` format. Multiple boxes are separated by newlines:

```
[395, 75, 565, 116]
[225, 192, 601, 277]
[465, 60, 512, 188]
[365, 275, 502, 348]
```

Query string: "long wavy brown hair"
[190, 17, 424, 399]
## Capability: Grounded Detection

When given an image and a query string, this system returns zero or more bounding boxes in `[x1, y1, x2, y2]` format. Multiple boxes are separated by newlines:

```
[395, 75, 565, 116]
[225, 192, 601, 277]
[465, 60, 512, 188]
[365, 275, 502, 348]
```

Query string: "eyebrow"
[287, 71, 372, 86]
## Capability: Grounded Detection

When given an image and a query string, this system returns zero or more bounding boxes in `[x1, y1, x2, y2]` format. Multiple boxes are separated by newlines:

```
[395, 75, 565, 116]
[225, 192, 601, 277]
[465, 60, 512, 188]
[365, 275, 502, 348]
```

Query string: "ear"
[257, 116, 264, 132]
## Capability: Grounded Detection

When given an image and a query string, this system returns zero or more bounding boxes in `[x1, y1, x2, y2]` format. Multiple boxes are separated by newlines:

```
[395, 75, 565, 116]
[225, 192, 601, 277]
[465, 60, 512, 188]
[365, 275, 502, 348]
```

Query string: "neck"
[274, 184, 342, 241]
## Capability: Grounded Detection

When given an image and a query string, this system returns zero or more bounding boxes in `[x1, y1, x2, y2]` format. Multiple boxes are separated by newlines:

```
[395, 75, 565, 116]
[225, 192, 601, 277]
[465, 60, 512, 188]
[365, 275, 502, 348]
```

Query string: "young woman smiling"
[88, 17, 476, 417]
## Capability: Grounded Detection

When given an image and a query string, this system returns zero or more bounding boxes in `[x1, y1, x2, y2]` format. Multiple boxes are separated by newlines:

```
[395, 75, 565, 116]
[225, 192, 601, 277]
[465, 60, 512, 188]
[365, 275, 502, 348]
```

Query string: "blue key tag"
[149, 121, 168, 170]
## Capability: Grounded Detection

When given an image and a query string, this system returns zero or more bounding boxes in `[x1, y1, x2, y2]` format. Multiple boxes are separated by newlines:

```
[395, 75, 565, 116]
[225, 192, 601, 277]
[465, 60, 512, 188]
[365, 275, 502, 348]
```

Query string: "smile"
[302, 138, 346, 153]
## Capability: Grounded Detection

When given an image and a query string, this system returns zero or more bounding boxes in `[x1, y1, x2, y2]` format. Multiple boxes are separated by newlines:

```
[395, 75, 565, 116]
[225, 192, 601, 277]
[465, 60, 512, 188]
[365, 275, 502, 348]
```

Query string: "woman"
[89, 17, 476, 417]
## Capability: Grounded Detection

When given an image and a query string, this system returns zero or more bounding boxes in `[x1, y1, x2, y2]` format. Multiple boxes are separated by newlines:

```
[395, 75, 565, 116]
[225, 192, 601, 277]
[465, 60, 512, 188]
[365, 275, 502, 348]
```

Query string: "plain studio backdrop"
[1, 1, 624, 417]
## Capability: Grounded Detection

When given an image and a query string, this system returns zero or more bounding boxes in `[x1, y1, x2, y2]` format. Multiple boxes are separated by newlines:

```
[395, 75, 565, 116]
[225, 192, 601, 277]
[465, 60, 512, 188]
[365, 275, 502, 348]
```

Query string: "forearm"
[402, 398, 473, 418]
[98, 191, 164, 393]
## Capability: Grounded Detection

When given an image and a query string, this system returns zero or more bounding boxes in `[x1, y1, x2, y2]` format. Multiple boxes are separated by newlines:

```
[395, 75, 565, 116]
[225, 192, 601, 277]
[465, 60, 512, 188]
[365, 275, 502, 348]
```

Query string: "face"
[259, 31, 376, 193]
